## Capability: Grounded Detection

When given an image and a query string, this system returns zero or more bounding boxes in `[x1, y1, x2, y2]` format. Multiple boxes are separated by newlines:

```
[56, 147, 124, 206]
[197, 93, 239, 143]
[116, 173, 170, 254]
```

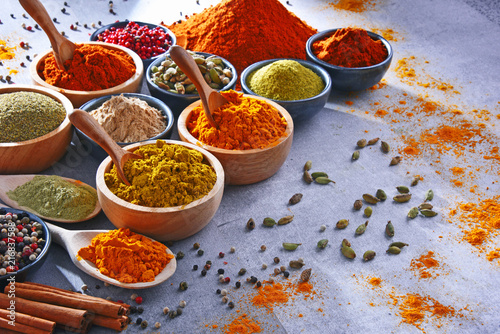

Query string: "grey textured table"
[1, 1, 499, 333]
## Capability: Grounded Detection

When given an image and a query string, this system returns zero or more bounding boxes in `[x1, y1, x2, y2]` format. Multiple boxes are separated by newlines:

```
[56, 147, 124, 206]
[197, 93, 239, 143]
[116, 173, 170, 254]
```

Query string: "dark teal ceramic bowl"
[240, 58, 332, 123]
[0, 208, 52, 290]
[306, 29, 393, 91]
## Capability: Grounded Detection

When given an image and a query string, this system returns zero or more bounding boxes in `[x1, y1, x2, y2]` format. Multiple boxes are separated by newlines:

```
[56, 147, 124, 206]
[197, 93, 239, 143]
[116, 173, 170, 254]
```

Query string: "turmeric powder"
[77, 228, 174, 283]
[105, 140, 217, 207]
[187, 90, 288, 150]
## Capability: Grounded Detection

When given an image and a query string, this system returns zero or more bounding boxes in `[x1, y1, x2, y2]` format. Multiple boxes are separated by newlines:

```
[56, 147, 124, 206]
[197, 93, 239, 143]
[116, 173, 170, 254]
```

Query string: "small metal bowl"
[0, 208, 52, 290]
[306, 28, 393, 91]
[240, 58, 332, 123]
[90, 20, 176, 68]
[146, 51, 238, 118]
[75, 93, 174, 160]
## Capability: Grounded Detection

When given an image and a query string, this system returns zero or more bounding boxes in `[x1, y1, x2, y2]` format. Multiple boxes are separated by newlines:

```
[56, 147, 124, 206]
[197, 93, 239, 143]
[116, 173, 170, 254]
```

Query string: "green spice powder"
[7, 175, 98, 220]
[0, 91, 66, 143]
[247, 60, 325, 101]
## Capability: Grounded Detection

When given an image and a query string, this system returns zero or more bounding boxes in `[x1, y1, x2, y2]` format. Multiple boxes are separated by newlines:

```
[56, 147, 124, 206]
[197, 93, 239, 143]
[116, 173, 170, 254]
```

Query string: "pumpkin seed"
[385, 221, 394, 237]
[278, 215, 294, 225]
[393, 193, 412, 203]
[376, 189, 387, 201]
[336, 219, 349, 229]
[314, 176, 335, 184]
[363, 193, 380, 204]
[263, 217, 276, 227]
[353, 199, 363, 210]
[381, 141, 390, 153]
[304, 160, 312, 171]
[420, 209, 438, 217]
[317, 239, 329, 249]
[364, 206, 373, 217]
[283, 242, 301, 251]
[407, 207, 419, 219]
[396, 186, 410, 194]
[367, 137, 379, 145]
[363, 250, 376, 261]
[288, 193, 303, 205]
[355, 221, 369, 235]
[390, 156, 402, 166]
[357, 139, 367, 148]
[386, 246, 401, 254]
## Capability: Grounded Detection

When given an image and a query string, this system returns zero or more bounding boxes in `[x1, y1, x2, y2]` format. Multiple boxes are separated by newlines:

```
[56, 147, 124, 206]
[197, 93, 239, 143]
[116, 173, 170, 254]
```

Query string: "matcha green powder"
[7, 175, 98, 220]
[247, 59, 325, 101]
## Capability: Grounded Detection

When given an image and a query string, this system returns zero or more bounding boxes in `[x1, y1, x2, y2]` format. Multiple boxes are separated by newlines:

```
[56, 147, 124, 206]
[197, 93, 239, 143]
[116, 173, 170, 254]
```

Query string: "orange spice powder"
[222, 314, 262, 334]
[409, 251, 440, 279]
[327, 0, 377, 12]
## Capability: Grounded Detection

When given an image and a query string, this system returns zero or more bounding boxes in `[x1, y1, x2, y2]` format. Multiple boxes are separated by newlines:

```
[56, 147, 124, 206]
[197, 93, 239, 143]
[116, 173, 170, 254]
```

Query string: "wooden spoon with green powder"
[0, 174, 101, 223]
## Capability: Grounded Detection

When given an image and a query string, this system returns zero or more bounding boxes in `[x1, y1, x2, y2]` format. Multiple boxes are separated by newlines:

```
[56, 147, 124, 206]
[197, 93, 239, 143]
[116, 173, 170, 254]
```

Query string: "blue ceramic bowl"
[146, 52, 238, 118]
[306, 29, 393, 91]
[90, 20, 176, 69]
[240, 58, 332, 123]
[75, 93, 174, 161]
[0, 208, 52, 289]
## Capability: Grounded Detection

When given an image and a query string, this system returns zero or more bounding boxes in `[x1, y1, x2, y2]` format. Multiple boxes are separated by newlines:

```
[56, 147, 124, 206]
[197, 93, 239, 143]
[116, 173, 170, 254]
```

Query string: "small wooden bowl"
[0, 85, 73, 174]
[95, 140, 225, 241]
[29, 42, 144, 108]
[178, 95, 294, 185]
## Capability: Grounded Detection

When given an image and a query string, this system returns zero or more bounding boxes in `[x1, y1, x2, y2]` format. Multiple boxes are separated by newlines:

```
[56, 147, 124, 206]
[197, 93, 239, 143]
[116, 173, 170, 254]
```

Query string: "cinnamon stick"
[9, 287, 123, 318]
[0, 309, 55, 333]
[93, 314, 130, 331]
[11, 282, 130, 316]
[0, 316, 52, 334]
[0, 293, 88, 330]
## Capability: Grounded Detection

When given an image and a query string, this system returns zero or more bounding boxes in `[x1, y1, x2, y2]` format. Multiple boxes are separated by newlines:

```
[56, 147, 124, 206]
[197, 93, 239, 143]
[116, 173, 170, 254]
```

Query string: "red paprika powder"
[312, 27, 388, 68]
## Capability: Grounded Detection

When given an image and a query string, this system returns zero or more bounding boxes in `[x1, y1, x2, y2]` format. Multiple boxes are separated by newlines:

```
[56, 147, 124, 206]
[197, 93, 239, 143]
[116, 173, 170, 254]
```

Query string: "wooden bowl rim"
[177, 94, 294, 154]
[0, 84, 73, 148]
[96, 139, 225, 213]
[29, 42, 144, 95]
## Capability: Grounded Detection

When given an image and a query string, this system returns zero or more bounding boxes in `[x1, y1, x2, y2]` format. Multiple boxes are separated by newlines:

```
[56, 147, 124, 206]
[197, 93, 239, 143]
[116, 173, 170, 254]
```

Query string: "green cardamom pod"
[364, 206, 373, 217]
[386, 246, 401, 254]
[314, 176, 335, 184]
[411, 176, 420, 186]
[367, 137, 379, 146]
[353, 199, 363, 210]
[352, 150, 360, 160]
[363, 193, 380, 204]
[341, 239, 351, 248]
[389, 242, 409, 249]
[304, 160, 312, 171]
[288, 193, 303, 205]
[355, 221, 369, 235]
[396, 186, 410, 194]
[303, 170, 313, 184]
[311, 172, 328, 179]
[376, 189, 387, 201]
[336, 219, 349, 229]
[317, 239, 329, 249]
[263, 217, 276, 227]
[278, 215, 294, 225]
[282, 242, 302, 251]
[289, 260, 305, 269]
[420, 209, 438, 217]
[418, 203, 433, 210]
[381, 141, 390, 153]
[390, 156, 402, 166]
[357, 139, 367, 148]
[424, 189, 434, 202]
[363, 250, 376, 261]
[341, 245, 356, 259]
[393, 193, 412, 203]
[385, 221, 395, 237]
[407, 207, 419, 219]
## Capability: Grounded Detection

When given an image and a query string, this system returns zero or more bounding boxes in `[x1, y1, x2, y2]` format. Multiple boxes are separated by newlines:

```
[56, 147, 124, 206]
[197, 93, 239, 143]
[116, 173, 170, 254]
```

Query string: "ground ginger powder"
[105, 140, 217, 207]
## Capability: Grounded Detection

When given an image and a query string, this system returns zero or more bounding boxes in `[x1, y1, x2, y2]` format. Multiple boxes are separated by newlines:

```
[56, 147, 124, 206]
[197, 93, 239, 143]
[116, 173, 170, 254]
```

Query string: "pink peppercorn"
[219, 252, 225, 258]
[135, 296, 143, 304]
[224, 277, 230, 283]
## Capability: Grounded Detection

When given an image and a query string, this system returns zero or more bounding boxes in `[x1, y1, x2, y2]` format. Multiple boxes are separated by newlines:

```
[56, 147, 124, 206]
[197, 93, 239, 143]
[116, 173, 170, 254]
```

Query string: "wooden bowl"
[0, 85, 73, 174]
[177, 95, 294, 185]
[29, 42, 144, 108]
[95, 140, 225, 241]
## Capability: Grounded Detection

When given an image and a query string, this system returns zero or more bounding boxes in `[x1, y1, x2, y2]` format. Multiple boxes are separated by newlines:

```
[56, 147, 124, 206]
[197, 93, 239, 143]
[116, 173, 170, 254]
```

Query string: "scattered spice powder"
[409, 251, 441, 279]
[222, 314, 261, 334]
[327, 0, 377, 12]
[0, 40, 16, 60]
[368, 276, 382, 287]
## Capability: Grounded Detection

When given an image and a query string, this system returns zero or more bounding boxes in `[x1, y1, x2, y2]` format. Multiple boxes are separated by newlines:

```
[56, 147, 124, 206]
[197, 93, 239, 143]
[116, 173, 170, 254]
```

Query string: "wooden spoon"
[68, 109, 141, 186]
[0, 174, 101, 223]
[169, 45, 227, 129]
[19, 0, 77, 70]
[45, 222, 177, 289]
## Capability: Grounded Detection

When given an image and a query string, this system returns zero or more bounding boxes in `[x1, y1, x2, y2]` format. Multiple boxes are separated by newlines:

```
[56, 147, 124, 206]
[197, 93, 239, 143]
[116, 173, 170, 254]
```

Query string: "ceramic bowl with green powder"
[241, 58, 331, 122]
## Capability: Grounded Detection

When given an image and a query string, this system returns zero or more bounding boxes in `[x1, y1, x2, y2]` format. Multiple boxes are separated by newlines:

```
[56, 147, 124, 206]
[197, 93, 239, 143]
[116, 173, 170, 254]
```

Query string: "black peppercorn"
[228, 301, 235, 309]
[283, 271, 290, 278]
[176, 307, 183, 316]
[130, 306, 137, 314]
[197, 249, 204, 256]
[216, 289, 221, 294]
[137, 306, 144, 314]
[250, 276, 257, 284]
[192, 264, 198, 270]
[201, 269, 207, 276]
[256, 281, 262, 288]
[235, 281, 241, 288]
[135, 317, 142, 325]
[217, 268, 224, 275]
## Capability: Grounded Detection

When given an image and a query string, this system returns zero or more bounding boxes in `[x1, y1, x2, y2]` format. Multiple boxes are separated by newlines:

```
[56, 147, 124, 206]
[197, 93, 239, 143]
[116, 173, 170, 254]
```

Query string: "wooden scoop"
[0, 174, 101, 223]
[68, 109, 141, 186]
[169, 45, 228, 129]
[45, 222, 177, 289]
[19, 0, 77, 70]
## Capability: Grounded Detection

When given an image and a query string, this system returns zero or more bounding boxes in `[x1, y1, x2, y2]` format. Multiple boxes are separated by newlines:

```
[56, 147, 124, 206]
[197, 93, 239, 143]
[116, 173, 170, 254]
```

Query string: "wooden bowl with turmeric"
[177, 91, 294, 185]
[29, 42, 144, 108]
[0, 84, 73, 174]
[95, 140, 225, 241]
